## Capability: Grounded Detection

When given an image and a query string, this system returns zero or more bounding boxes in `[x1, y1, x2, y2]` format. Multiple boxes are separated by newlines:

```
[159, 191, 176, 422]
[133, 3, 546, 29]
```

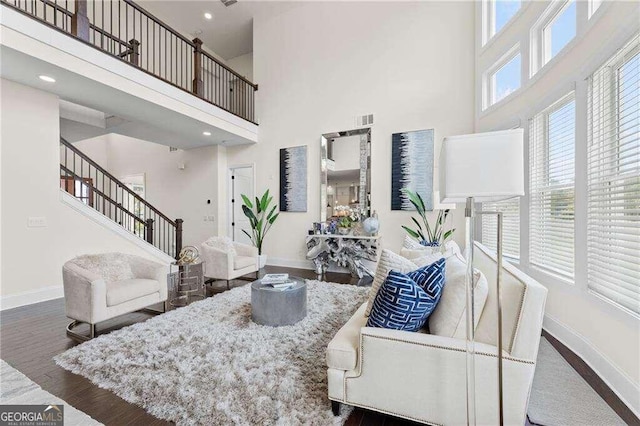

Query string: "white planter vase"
[259, 254, 268, 269]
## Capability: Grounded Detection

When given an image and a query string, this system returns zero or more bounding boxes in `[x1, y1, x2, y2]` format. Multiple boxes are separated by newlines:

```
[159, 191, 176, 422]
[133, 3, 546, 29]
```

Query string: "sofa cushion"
[429, 254, 488, 338]
[326, 303, 368, 371]
[234, 255, 255, 270]
[365, 249, 417, 317]
[106, 278, 160, 307]
[366, 268, 442, 332]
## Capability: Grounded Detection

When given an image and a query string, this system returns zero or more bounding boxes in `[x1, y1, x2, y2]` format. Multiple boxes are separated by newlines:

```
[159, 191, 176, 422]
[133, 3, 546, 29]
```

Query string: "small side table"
[251, 277, 307, 326]
[168, 261, 205, 307]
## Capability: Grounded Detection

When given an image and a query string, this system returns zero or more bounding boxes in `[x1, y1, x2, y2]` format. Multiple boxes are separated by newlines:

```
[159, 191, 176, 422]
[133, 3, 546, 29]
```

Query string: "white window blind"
[482, 197, 520, 260]
[587, 33, 640, 315]
[529, 92, 576, 280]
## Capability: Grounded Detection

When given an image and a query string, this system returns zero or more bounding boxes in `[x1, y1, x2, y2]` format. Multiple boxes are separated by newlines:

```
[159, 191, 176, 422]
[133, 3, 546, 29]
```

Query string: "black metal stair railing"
[2, 0, 258, 124]
[60, 138, 183, 259]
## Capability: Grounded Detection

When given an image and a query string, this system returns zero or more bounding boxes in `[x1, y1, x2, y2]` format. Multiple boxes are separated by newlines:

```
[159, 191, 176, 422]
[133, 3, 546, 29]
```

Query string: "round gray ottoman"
[251, 277, 307, 326]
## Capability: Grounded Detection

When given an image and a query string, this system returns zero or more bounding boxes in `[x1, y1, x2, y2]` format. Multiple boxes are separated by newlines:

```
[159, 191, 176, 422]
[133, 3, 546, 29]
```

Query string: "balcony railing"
[2, 0, 258, 124]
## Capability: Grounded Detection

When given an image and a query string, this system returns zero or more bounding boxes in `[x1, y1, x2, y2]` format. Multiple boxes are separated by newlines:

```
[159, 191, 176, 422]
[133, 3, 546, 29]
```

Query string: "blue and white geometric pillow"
[366, 261, 444, 332]
[407, 258, 446, 304]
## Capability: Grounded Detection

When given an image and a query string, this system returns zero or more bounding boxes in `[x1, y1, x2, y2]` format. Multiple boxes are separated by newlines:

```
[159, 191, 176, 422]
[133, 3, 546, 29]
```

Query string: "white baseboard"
[266, 257, 315, 270]
[543, 314, 640, 418]
[265, 257, 352, 275]
[1, 285, 63, 311]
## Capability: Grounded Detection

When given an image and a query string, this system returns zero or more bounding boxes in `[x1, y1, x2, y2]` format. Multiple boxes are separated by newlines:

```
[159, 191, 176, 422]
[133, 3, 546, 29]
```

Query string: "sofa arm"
[200, 244, 232, 280]
[234, 242, 258, 258]
[343, 327, 535, 425]
[129, 256, 169, 301]
[62, 263, 106, 324]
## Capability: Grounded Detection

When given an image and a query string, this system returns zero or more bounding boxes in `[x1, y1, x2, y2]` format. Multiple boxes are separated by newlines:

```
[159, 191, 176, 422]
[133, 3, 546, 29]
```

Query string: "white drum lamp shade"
[439, 129, 524, 203]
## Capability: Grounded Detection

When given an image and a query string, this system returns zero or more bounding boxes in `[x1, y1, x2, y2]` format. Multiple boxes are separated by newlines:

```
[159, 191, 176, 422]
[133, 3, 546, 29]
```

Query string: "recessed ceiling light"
[39, 75, 56, 83]
[204, 12, 213, 20]
[203, 131, 212, 136]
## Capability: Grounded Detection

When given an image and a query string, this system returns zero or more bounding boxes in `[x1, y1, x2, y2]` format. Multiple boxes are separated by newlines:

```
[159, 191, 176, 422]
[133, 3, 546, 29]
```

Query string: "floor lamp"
[439, 129, 524, 425]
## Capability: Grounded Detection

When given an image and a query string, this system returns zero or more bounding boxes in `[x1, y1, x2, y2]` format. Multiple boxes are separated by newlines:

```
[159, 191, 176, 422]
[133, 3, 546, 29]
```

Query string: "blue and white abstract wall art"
[280, 145, 308, 212]
[391, 129, 434, 211]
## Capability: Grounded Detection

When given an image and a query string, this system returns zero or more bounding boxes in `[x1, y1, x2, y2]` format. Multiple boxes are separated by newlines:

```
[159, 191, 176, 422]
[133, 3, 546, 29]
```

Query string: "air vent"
[355, 113, 374, 127]
[169, 147, 179, 152]
[220, 0, 237, 6]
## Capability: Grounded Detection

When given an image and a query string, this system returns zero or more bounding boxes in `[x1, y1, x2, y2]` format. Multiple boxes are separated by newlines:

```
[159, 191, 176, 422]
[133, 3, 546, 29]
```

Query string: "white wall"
[0, 79, 170, 307]
[221, 1, 476, 267]
[71, 134, 221, 248]
[475, 0, 640, 414]
[227, 52, 254, 82]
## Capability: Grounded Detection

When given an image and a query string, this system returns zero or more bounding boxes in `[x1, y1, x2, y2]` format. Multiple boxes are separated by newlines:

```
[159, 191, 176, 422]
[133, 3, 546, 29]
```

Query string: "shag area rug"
[55, 280, 369, 425]
[1, 360, 102, 426]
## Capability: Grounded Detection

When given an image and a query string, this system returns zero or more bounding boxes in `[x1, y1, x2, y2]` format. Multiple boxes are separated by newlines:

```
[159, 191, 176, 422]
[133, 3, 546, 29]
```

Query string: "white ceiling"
[140, 0, 256, 60]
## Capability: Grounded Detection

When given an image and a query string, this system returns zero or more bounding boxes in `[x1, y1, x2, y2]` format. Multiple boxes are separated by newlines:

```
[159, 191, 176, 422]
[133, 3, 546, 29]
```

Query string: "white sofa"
[326, 241, 548, 425]
[200, 237, 259, 289]
[63, 253, 168, 341]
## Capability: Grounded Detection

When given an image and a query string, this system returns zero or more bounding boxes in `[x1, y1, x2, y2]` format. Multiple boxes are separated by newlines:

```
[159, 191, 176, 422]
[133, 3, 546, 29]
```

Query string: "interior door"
[230, 166, 254, 245]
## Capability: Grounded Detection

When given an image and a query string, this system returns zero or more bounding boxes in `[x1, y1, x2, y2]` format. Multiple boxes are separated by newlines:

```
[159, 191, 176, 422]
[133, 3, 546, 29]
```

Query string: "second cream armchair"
[200, 237, 259, 289]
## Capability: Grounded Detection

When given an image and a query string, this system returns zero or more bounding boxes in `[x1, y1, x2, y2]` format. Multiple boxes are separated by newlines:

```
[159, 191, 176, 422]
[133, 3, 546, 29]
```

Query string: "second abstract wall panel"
[280, 145, 308, 212]
[391, 129, 434, 211]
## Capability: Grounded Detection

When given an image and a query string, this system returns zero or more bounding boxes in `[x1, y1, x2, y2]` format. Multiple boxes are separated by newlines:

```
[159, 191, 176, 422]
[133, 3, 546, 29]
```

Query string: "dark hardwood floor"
[0, 266, 635, 426]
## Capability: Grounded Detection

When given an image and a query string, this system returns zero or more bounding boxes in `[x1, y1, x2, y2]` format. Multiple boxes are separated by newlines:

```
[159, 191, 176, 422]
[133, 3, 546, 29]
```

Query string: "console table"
[305, 234, 380, 278]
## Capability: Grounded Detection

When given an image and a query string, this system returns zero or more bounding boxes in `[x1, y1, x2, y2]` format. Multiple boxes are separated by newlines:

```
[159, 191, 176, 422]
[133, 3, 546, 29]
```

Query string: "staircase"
[59, 138, 182, 259]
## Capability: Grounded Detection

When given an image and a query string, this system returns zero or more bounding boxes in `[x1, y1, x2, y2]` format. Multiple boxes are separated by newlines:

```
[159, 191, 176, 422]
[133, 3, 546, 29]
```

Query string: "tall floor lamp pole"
[440, 129, 524, 426]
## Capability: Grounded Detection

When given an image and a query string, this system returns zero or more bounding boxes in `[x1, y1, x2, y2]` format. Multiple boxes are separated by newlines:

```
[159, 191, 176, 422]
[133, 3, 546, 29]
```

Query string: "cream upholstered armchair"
[326, 242, 548, 425]
[63, 253, 168, 341]
[200, 237, 259, 289]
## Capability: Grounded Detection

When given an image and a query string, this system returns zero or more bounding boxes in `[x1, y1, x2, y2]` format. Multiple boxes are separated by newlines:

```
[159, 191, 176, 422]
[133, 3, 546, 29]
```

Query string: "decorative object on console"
[280, 145, 307, 212]
[362, 210, 379, 236]
[177, 246, 200, 264]
[440, 128, 525, 425]
[401, 188, 455, 247]
[241, 189, 279, 267]
[391, 129, 434, 211]
[337, 216, 352, 235]
[306, 234, 379, 278]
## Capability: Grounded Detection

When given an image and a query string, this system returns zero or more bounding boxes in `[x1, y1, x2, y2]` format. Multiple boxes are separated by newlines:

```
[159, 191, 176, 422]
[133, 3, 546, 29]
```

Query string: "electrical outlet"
[27, 217, 47, 227]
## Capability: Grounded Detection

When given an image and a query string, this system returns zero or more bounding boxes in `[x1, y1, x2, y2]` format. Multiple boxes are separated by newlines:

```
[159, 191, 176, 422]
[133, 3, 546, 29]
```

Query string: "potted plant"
[401, 189, 455, 249]
[337, 216, 352, 235]
[241, 189, 280, 268]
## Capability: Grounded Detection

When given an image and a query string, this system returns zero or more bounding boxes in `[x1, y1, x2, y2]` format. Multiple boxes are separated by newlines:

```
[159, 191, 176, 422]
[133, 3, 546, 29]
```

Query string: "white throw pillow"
[400, 248, 444, 268]
[365, 249, 418, 317]
[428, 254, 489, 339]
[203, 236, 237, 256]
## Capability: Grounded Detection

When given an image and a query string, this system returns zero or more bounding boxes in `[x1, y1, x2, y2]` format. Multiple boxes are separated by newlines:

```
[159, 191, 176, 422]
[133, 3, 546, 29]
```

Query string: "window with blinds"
[529, 92, 576, 280]
[482, 197, 520, 260]
[587, 33, 640, 315]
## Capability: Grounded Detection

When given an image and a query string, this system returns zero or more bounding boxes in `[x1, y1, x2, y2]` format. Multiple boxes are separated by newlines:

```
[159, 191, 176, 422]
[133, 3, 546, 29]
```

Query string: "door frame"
[227, 163, 256, 242]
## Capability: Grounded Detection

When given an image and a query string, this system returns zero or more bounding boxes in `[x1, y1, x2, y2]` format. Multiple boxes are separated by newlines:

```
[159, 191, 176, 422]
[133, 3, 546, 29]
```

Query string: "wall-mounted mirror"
[320, 128, 371, 222]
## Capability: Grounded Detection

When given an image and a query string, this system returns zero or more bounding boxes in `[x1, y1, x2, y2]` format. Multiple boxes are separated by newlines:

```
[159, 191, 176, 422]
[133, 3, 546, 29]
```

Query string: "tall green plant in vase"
[401, 189, 455, 248]
[241, 189, 280, 268]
